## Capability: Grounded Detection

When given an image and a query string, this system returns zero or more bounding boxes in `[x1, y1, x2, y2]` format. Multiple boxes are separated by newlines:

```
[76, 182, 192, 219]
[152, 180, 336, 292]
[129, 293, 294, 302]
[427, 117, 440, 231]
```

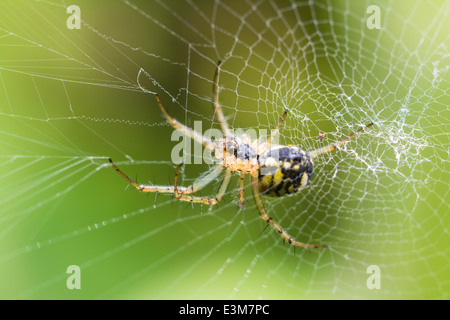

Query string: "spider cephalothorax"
[110, 60, 373, 249]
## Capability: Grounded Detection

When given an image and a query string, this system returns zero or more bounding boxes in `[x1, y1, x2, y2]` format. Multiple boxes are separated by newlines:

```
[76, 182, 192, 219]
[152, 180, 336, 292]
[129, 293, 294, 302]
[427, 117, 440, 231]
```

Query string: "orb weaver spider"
[109, 60, 373, 249]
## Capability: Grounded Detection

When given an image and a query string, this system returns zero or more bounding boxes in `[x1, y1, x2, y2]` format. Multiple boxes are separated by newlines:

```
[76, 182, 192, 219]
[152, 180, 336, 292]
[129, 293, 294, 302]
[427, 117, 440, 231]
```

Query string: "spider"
[109, 60, 373, 249]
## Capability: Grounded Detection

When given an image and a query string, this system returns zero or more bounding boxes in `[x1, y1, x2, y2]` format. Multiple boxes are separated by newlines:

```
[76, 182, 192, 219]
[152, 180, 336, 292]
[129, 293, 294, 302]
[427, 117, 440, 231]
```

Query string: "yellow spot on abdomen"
[300, 172, 309, 188]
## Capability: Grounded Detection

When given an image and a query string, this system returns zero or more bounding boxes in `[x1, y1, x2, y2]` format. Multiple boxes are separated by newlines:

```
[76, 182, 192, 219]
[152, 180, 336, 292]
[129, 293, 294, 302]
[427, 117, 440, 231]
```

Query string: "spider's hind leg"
[250, 174, 327, 249]
[173, 164, 232, 206]
[308, 122, 373, 159]
[267, 109, 289, 145]
[110, 158, 222, 195]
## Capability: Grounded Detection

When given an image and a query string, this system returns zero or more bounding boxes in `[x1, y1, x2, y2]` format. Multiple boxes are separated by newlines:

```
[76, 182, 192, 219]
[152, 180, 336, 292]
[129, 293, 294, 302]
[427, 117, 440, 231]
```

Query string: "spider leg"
[173, 164, 232, 205]
[267, 109, 289, 145]
[212, 60, 231, 137]
[238, 173, 246, 209]
[250, 174, 327, 249]
[110, 158, 222, 194]
[155, 94, 215, 151]
[308, 122, 373, 159]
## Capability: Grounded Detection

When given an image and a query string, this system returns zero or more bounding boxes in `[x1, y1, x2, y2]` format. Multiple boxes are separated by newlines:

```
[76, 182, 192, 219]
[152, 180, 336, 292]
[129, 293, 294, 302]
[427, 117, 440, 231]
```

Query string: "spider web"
[0, 0, 449, 299]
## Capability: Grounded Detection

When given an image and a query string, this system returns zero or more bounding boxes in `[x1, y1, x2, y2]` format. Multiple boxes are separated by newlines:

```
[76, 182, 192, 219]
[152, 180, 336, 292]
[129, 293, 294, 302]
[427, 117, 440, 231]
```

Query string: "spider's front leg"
[250, 174, 327, 249]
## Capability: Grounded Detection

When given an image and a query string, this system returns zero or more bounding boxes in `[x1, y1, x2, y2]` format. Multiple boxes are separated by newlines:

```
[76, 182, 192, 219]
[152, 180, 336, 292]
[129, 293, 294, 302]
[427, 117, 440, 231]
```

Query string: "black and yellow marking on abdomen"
[258, 146, 313, 197]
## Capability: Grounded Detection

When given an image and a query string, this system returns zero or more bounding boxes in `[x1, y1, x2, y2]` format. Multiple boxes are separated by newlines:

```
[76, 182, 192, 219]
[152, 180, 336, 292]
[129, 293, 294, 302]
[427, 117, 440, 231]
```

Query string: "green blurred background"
[0, 0, 448, 299]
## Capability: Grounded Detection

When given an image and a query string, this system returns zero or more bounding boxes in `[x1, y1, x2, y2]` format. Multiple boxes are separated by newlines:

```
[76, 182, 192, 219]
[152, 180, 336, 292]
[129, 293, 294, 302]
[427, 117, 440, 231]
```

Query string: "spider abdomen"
[258, 146, 313, 197]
